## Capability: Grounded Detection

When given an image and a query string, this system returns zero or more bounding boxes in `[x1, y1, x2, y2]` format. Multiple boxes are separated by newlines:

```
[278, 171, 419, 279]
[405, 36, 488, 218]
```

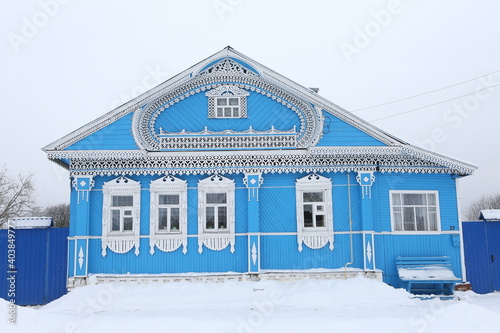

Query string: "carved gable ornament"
[131, 58, 324, 151]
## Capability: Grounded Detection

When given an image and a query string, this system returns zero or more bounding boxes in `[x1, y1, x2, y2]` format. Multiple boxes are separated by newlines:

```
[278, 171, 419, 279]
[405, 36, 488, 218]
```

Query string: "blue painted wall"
[317, 112, 386, 146]
[65, 113, 138, 150]
[67, 170, 462, 284]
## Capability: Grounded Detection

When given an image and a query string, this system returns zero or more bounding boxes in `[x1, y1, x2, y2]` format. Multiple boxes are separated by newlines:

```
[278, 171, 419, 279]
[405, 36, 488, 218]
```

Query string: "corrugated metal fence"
[0, 227, 68, 305]
[463, 221, 500, 294]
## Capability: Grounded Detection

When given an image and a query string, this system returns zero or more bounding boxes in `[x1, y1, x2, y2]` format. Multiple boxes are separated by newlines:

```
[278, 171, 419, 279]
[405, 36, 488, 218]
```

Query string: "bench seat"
[396, 256, 461, 296]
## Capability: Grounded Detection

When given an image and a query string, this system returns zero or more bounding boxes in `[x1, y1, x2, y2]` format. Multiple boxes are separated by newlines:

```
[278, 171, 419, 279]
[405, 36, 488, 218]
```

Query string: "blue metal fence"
[463, 221, 500, 294]
[0, 227, 68, 306]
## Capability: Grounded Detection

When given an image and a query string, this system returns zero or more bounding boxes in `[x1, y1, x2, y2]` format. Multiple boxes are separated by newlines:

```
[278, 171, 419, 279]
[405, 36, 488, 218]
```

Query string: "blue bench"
[396, 256, 461, 296]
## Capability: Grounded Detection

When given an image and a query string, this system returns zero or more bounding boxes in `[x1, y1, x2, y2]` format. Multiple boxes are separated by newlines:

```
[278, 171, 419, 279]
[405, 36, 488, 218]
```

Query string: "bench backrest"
[396, 256, 452, 270]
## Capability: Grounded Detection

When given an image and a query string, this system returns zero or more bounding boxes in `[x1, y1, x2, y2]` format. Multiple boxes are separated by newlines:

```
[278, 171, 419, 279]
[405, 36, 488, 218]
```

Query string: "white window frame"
[205, 84, 249, 119]
[296, 174, 334, 252]
[150, 176, 188, 254]
[198, 175, 235, 253]
[389, 190, 441, 233]
[215, 96, 242, 118]
[102, 176, 141, 256]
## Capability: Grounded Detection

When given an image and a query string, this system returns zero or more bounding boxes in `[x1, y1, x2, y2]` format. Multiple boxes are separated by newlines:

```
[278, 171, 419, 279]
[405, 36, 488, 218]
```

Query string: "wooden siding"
[68, 171, 462, 281]
[65, 113, 137, 150]
[260, 234, 364, 270]
[87, 237, 248, 274]
[374, 173, 459, 232]
[374, 234, 462, 287]
[316, 112, 386, 146]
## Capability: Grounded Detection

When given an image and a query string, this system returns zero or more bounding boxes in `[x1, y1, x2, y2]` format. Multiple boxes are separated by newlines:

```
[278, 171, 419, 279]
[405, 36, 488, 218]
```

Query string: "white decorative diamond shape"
[363, 176, 369, 183]
[250, 178, 257, 185]
[79, 180, 87, 187]
[78, 247, 85, 270]
[251, 243, 257, 266]
[366, 241, 372, 264]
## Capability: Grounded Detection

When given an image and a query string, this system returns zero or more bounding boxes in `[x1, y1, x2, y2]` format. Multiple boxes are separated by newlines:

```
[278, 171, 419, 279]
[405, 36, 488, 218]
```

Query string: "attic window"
[206, 84, 249, 118]
[215, 96, 240, 118]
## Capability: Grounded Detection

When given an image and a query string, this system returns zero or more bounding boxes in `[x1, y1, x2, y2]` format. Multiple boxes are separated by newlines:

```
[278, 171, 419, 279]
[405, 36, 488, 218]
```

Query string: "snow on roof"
[479, 209, 500, 220]
[7, 217, 53, 228]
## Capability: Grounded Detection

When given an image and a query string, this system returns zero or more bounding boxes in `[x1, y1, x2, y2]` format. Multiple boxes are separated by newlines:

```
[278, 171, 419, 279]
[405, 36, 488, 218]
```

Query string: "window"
[206, 84, 249, 119]
[205, 193, 228, 231]
[102, 177, 141, 256]
[215, 97, 240, 118]
[302, 192, 326, 228]
[391, 191, 440, 232]
[158, 194, 181, 232]
[110, 195, 134, 232]
[296, 174, 334, 251]
[149, 176, 188, 254]
[198, 175, 235, 253]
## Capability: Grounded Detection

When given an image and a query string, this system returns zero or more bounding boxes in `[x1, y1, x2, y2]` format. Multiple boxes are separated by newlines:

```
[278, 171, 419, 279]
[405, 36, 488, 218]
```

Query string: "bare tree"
[464, 193, 500, 221]
[40, 203, 70, 228]
[0, 167, 36, 227]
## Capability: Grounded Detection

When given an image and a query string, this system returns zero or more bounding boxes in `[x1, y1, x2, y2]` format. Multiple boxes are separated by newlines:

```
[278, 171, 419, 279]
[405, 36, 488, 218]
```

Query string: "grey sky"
[1, 0, 499, 214]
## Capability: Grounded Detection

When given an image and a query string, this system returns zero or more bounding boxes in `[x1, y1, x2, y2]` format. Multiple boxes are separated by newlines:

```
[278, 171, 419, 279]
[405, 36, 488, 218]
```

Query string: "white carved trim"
[149, 175, 188, 254]
[296, 174, 334, 251]
[102, 176, 141, 256]
[197, 175, 236, 253]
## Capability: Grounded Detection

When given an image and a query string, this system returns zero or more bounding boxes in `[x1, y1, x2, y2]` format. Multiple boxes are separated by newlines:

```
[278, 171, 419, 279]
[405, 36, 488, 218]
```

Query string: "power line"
[369, 83, 500, 122]
[351, 69, 500, 112]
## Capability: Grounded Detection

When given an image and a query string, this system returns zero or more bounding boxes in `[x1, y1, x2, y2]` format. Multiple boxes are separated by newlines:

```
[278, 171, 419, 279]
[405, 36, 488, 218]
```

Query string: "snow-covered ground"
[2, 277, 500, 333]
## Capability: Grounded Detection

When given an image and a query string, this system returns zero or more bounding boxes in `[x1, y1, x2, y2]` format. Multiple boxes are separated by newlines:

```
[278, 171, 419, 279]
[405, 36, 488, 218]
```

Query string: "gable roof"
[42, 46, 477, 176]
[43, 46, 403, 152]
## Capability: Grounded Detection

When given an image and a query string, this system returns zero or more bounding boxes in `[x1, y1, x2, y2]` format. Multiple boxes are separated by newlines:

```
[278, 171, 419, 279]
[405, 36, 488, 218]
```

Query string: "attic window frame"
[206, 84, 250, 119]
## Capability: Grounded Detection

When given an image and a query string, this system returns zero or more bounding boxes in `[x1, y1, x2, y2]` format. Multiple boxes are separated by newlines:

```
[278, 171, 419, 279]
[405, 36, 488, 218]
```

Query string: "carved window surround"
[296, 174, 334, 251]
[205, 84, 250, 118]
[102, 176, 141, 256]
[197, 175, 236, 253]
[149, 175, 188, 254]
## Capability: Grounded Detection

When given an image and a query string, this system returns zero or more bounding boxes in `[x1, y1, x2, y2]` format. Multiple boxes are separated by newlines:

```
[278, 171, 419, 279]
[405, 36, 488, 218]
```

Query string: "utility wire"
[368, 83, 500, 122]
[351, 69, 500, 113]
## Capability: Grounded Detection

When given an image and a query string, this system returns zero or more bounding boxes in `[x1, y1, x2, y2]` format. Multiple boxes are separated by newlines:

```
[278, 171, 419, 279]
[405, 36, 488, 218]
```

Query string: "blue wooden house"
[43, 47, 476, 290]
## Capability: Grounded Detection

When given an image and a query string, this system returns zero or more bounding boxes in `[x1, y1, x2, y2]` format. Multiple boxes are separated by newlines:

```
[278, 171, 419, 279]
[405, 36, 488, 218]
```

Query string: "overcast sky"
[1, 0, 499, 214]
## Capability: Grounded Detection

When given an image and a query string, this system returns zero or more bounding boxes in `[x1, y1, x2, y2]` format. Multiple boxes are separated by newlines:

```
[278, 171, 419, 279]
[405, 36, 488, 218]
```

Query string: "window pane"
[218, 207, 227, 229]
[403, 207, 415, 231]
[303, 204, 313, 228]
[159, 194, 179, 205]
[217, 98, 227, 106]
[207, 193, 226, 204]
[111, 210, 120, 231]
[124, 210, 132, 216]
[158, 208, 168, 230]
[392, 193, 401, 205]
[427, 193, 436, 205]
[170, 208, 180, 231]
[429, 211, 438, 231]
[228, 98, 239, 106]
[206, 207, 215, 229]
[317, 205, 324, 212]
[224, 107, 232, 117]
[112, 195, 133, 207]
[393, 211, 402, 231]
[217, 108, 223, 117]
[123, 217, 133, 231]
[232, 107, 239, 117]
[316, 214, 325, 227]
[403, 194, 425, 205]
[415, 207, 428, 231]
[303, 192, 323, 202]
